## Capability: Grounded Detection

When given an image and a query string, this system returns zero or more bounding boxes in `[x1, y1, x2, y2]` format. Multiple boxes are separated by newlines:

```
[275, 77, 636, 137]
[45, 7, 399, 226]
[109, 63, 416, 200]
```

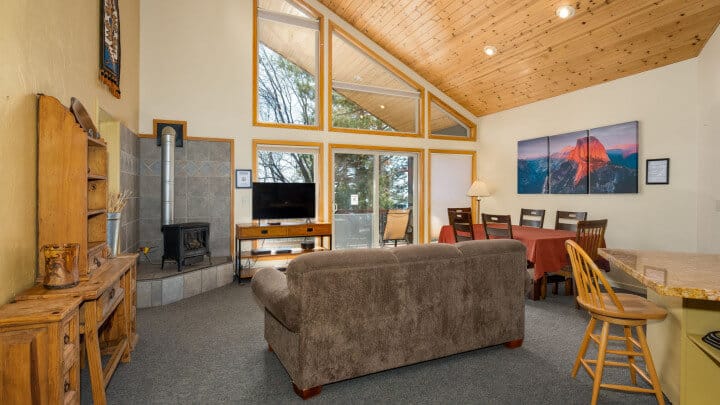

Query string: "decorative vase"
[40, 243, 80, 289]
[107, 212, 121, 257]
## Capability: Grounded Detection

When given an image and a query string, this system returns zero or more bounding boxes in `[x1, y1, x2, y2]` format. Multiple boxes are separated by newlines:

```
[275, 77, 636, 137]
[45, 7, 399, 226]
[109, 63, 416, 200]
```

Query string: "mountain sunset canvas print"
[518, 137, 549, 194]
[588, 121, 639, 193]
[549, 130, 589, 194]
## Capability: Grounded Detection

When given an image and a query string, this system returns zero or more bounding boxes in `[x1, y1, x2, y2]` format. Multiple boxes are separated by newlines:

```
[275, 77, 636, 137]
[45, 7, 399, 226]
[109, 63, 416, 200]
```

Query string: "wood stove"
[161, 222, 211, 271]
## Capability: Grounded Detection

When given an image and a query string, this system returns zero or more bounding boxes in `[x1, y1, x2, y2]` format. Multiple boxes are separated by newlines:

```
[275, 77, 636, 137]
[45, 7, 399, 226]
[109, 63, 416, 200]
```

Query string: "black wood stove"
[161, 222, 211, 271]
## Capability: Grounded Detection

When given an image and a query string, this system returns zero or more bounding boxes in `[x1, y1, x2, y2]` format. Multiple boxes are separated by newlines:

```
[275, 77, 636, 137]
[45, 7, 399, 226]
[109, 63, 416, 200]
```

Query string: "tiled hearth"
[136, 256, 234, 308]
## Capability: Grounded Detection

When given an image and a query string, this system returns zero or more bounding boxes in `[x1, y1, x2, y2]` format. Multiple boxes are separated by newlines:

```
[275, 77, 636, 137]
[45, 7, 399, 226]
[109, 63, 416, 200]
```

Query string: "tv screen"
[252, 182, 316, 220]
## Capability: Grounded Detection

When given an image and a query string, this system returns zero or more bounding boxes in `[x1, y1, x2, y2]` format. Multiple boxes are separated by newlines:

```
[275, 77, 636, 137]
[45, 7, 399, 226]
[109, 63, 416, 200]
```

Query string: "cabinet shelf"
[87, 136, 106, 147]
[88, 174, 107, 180]
[88, 209, 106, 217]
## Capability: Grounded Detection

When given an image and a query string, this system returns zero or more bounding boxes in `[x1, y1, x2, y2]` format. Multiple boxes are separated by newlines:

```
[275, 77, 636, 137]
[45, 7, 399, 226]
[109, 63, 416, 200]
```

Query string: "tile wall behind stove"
[139, 138, 232, 262]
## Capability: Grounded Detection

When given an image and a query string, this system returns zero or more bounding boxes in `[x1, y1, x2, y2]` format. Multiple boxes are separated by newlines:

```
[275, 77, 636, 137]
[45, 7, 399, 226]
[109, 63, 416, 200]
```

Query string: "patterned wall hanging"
[100, 0, 121, 98]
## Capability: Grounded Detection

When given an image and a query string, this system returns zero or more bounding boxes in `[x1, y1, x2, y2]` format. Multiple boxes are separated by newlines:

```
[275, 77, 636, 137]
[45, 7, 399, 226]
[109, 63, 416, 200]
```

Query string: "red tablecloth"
[438, 225, 577, 280]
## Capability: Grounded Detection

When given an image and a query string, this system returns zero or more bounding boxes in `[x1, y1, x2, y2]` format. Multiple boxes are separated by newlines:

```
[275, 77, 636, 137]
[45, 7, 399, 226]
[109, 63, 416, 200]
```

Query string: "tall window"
[254, 141, 322, 250]
[330, 24, 423, 136]
[254, 0, 323, 128]
[428, 94, 476, 141]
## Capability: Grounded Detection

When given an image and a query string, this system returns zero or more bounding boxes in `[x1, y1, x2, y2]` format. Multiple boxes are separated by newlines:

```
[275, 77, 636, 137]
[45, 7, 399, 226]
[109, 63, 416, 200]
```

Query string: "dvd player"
[250, 248, 271, 255]
[275, 248, 292, 254]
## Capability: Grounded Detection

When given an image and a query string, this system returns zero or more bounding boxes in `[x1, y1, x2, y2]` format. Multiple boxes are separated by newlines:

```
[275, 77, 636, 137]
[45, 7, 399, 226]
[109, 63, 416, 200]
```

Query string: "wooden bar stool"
[565, 240, 667, 405]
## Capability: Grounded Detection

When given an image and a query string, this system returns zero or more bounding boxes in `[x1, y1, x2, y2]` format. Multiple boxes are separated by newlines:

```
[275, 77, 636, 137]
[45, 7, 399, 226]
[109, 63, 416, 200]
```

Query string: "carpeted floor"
[82, 283, 666, 404]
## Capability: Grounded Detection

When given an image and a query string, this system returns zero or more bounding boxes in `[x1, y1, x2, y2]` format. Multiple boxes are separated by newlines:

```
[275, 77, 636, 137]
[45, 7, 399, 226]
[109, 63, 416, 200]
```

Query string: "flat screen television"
[252, 182, 315, 220]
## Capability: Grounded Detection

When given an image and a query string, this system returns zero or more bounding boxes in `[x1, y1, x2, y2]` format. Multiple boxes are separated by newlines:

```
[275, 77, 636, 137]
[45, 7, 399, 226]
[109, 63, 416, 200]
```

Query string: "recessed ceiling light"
[379, 104, 385, 109]
[483, 45, 497, 56]
[556, 5, 575, 19]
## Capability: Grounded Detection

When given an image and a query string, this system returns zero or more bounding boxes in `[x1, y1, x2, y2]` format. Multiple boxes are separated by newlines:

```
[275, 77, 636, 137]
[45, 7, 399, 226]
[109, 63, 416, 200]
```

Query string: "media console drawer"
[237, 226, 288, 238]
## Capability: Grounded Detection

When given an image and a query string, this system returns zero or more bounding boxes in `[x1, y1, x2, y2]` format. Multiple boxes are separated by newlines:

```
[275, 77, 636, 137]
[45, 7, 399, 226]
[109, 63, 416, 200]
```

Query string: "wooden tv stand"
[235, 222, 332, 280]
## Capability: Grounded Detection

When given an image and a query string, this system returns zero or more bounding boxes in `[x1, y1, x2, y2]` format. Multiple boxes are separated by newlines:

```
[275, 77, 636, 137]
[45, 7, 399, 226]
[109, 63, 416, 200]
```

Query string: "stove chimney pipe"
[160, 126, 175, 226]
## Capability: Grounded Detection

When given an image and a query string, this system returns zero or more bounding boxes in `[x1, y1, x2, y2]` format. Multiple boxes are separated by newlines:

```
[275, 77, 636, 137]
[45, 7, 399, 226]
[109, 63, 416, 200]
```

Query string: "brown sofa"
[251, 239, 529, 399]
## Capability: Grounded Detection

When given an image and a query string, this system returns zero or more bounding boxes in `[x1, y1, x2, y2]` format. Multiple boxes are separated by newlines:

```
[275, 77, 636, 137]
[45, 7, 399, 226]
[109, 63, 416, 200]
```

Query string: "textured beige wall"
[697, 27, 720, 253]
[0, 0, 139, 304]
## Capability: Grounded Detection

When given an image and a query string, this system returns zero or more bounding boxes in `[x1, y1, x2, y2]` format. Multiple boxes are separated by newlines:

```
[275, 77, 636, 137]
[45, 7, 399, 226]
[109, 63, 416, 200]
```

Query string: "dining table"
[438, 224, 579, 300]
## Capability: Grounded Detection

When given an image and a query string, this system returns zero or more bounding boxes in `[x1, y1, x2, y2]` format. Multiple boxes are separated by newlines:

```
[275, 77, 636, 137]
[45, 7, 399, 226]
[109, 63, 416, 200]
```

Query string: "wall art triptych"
[518, 121, 638, 194]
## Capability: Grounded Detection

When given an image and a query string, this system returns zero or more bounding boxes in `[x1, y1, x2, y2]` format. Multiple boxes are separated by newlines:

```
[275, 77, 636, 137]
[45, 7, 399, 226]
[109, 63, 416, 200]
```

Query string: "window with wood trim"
[330, 25, 423, 136]
[428, 94, 476, 141]
[254, 0, 323, 128]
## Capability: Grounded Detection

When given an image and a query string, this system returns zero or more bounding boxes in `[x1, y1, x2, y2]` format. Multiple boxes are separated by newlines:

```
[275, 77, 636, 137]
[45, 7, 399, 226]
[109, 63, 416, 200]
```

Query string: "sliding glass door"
[332, 149, 418, 249]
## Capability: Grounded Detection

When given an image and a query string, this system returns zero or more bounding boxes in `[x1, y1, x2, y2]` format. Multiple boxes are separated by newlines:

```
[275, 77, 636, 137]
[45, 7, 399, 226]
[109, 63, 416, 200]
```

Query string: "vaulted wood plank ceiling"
[318, 0, 720, 116]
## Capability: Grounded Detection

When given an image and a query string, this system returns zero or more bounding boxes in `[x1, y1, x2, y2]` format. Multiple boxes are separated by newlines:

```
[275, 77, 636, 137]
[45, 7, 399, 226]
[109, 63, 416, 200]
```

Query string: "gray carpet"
[82, 283, 666, 404]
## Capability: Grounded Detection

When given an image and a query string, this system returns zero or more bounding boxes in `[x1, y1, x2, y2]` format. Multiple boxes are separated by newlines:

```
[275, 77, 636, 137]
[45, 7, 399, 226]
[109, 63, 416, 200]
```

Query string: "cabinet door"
[0, 328, 51, 404]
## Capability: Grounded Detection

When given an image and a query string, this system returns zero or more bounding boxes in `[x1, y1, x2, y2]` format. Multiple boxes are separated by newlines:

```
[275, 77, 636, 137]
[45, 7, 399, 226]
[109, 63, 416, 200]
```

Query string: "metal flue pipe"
[160, 126, 175, 226]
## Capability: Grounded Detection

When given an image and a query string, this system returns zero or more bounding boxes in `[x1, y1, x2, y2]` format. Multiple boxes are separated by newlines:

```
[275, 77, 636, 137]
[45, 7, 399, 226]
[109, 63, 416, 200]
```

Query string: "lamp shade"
[466, 180, 490, 197]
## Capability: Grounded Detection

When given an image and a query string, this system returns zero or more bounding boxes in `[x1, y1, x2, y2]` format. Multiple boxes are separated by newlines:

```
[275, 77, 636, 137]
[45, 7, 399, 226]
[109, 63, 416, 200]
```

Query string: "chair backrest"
[451, 211, 475, 242]
[481, 214, 513, 239]
[383, 209, 410, 240]
[447, 207, 472, 227]
[565, 239, 623, 313]
[575, 219, 607, 261]
[554, 211, 588, 231]
[520, 208, 546, 228]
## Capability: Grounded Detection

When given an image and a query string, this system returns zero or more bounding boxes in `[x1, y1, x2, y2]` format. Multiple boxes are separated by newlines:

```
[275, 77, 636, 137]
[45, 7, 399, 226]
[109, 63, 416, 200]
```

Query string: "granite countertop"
[598, 249, 720, 301]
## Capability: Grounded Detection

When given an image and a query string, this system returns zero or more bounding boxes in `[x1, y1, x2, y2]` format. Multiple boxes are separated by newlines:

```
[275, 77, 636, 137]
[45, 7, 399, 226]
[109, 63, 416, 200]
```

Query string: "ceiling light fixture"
[483, 45, 497, 56]
[556, 5, 575, 19]
[379, 104, 385, 109]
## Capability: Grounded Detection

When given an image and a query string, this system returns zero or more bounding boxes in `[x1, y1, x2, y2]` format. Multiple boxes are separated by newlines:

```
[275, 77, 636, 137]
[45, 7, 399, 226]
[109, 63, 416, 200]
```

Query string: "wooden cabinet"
[0, 296, 82, 405]
[37, 95, 109, 282]
[16, 255, 138, 405]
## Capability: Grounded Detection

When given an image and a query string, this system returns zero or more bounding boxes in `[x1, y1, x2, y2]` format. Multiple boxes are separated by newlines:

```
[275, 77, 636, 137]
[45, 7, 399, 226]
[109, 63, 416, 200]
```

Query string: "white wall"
[139, 0, 479, 241]
[476, 60, 702, 289]
[697, 27, 720, 253]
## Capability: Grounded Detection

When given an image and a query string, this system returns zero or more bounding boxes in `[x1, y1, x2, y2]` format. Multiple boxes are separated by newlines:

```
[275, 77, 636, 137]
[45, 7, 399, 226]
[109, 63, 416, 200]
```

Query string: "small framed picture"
[235, 169, 252, 189]
[646, 158, 669, 185]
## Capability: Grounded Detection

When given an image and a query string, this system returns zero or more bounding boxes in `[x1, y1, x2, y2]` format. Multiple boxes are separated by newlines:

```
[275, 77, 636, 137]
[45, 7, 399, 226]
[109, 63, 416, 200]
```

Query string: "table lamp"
[466, 180, 491, 222]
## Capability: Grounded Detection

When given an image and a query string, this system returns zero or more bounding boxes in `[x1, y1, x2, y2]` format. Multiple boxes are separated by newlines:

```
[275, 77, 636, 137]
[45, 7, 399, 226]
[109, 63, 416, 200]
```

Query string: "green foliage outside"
[331, 90, 395, 132]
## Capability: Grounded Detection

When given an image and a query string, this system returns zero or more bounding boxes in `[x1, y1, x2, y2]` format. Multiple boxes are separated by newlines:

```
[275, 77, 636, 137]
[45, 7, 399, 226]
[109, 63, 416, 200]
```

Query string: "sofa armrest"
[251, 268, 299, 332]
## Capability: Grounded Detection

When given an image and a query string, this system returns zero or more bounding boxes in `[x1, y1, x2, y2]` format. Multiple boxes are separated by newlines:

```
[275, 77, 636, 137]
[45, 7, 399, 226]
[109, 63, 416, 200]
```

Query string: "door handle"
[332, 203, 338, 213]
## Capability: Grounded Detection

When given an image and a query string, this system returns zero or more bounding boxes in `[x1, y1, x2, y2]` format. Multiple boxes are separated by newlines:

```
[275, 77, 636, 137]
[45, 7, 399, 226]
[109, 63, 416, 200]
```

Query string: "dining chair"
[520, 208, 546, 228]
[565, 239, 666, 405]
[554, 210, 588, 232]
[381, 209, 411, 247]
[447, 207, 472, 227]
[451, 211, 475, 242]
[544, 219, 608, 298]
[481, 214, 513, 239]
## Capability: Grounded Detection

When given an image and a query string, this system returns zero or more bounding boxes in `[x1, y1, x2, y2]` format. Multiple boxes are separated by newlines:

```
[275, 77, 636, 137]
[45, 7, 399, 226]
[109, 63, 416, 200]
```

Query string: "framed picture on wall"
[236, 169, 252, 189]
[646, 158, 669, 184]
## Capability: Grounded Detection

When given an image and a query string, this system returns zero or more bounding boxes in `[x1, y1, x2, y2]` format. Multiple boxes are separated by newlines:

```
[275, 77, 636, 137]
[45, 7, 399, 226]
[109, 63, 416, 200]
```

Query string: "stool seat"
[579, 293, 668, 320]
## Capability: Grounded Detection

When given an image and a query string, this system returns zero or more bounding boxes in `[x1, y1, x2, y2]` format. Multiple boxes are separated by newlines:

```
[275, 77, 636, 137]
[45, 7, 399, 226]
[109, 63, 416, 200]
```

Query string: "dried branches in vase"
[108, 189, 132, 213]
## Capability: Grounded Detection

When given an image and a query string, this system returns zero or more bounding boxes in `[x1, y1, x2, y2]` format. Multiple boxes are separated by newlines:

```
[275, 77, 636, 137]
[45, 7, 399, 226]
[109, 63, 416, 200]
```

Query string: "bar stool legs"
[573, 316, 665, 405]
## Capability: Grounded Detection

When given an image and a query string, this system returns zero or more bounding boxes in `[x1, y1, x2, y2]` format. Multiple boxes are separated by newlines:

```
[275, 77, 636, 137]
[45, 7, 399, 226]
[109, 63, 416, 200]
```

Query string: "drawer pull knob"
[109, 288, 115, 299]
[307, 227, 313, 232]
[261, 230, 268, 234]
[64, 382, 70, 392]
[64, 334, 70, 344]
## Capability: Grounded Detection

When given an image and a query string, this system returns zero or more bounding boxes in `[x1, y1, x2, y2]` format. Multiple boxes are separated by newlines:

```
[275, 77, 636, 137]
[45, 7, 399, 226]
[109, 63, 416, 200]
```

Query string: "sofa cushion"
[287, 248, 398, 275]
[251, 268, 300, 332]
[391, 243, 461, 263]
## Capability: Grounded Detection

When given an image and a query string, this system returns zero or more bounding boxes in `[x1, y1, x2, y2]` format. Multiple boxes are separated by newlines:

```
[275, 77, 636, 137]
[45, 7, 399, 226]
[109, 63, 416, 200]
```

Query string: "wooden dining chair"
[447, 207, 472, 227]
[451, 211, 475, 242]
[520, 208, 546, 228]
[565, 239, 667, 405]
[544, 219, 608, 298]
[554, 210, 588, 232]
[481, 214, 513, 239]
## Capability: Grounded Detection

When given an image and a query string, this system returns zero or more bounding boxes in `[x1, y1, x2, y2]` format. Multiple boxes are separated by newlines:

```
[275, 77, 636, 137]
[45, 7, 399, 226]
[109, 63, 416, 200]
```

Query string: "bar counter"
[599, 249, 720, 404]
